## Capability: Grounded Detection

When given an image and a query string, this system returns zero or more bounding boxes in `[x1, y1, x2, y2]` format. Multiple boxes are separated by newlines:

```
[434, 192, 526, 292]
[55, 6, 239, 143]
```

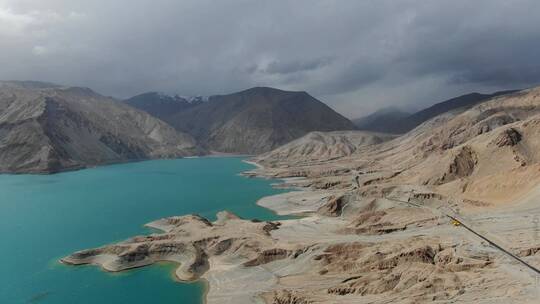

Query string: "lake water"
[0, 157, 287, 304]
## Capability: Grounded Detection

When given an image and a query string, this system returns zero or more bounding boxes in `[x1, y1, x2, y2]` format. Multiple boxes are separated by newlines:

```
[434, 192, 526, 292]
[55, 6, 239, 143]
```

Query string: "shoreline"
[243, 159, 316, 219]
[53, 84, 540, 303]
[1, 153, 255, 176]
[58, 157, 300, 304]
[242, 159, 263, 169]
[58, 155, 540, 303]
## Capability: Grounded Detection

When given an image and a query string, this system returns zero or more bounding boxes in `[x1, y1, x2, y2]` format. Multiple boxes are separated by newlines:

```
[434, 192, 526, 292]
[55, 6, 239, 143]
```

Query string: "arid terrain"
[0, 81, 203, 173]
[62, 86, 540, 303]
[125, 87, 357, 154]
[0, 82, 356, 173]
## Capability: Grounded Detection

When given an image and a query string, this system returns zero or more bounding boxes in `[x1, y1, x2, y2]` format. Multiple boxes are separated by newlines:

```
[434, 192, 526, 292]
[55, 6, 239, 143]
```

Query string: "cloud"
[0, 0, 539, 118]
[0, 7, 34, 35]
[261, 57, 334, 75]
[0, 5, 64, 36]
[31, 45, 47, 55]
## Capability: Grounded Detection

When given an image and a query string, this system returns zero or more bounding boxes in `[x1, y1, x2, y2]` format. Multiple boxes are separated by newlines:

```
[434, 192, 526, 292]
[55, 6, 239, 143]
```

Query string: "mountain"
[262, 86, 539, 204]
[354, 90, 518, 134]
[124, 92, 204, 122]
[74, 85, 540, 304]
[352, 107, 410, 133]
[126, 87, 357, 154]
[240, 86, 540, 304]
[256, 130, 396, 167]
[0, 81, 203, 173]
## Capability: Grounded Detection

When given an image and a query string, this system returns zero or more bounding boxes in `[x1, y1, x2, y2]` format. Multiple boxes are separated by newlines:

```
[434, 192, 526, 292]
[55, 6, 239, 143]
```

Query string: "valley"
[126, 87, 357, 154]
[4, 2, 540, 304]
[61, 86, 540, 303]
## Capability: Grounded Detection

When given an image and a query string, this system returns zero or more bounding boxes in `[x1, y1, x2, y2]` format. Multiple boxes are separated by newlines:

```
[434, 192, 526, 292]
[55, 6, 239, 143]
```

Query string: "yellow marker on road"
[452, 220, 461, 226]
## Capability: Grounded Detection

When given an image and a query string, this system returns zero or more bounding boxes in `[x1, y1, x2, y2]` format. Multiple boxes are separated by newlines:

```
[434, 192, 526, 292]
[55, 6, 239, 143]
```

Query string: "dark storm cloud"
[1, 0, 540, 117]
[263, 57, 334, 75]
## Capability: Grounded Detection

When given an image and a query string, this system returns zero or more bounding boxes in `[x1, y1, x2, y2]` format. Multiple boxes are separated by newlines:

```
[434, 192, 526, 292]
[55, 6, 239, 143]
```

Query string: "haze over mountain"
[126, 87, 357, 154]
[3, 1, 540, 117]
[125, 92, 206, 121]
[354, 90, 518, 134]
[352, 107, 410, 133]
[0, 81, 202, 173]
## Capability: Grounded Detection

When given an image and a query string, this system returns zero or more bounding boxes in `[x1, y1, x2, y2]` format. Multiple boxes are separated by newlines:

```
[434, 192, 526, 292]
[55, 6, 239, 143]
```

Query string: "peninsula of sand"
[62, 87, 540, 303]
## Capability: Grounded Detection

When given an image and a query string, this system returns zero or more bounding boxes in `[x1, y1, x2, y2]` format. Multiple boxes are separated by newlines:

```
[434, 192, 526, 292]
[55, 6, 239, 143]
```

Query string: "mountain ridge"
[352, 107, 410, 133]
[126, 86, 357, 154]
[0, 81, 204, 173]
[125, 92, 204, 122]
[354, 90, 519, 134]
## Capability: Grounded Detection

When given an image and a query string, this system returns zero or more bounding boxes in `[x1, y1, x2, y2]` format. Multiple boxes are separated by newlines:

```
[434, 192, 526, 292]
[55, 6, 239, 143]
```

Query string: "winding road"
[384, 195, 540, 276]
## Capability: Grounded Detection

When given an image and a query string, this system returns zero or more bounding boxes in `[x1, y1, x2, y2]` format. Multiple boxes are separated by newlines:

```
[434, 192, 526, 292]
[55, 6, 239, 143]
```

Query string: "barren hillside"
[0, 81, 203, 173]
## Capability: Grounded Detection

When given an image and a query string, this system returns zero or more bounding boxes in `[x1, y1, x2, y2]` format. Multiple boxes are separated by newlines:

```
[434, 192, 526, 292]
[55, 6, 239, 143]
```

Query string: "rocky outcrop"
[492, 128, 522, 147]
[61, 213, 285, 281]
[317, 195, 347, 217]
[343, 207, 440, 235]
[313, 239, 491, 300]
[436, 146, 478, 184]
[476, 112, 516, 135]
[269, 290, 313, 304]
[243, 249, 291, 267]
[517, 246, 540, 257]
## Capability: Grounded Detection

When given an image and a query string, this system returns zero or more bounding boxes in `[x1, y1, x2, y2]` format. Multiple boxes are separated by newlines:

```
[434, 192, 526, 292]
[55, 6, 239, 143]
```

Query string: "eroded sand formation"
[63, 87, 540, 303]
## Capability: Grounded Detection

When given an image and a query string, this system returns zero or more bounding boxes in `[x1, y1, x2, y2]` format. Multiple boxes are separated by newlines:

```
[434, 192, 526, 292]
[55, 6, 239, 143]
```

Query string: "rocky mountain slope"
[0, 81, 203, 173]
[241, 86, 540, 303]
[126, 87, 357, 154]
[256, 130, 395, 167]
[355, 90, 517, 134]
[255, 87, 540, 205]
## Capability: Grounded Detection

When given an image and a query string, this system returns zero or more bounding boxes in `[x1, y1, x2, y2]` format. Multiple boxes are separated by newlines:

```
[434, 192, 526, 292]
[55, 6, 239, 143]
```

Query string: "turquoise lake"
[0, 157, 287, 304]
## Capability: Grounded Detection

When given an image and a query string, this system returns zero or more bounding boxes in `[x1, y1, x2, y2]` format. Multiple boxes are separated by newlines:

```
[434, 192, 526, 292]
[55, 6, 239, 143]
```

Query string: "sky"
[1, 0, 540, 118]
